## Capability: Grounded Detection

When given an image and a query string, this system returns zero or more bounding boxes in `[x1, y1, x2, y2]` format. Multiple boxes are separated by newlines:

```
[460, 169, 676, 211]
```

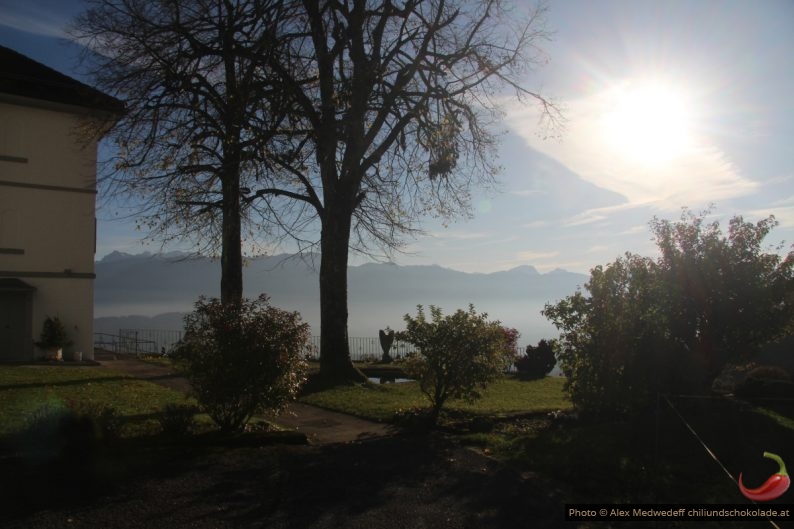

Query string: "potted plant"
[37, 316, 72, 361]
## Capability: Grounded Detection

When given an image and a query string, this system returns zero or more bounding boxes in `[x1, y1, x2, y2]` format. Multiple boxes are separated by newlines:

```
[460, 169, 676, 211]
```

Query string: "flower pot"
[46, 347, 63, 361]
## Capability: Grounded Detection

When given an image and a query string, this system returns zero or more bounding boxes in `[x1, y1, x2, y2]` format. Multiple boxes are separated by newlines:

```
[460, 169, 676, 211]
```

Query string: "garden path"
[95, 355, 395, 445]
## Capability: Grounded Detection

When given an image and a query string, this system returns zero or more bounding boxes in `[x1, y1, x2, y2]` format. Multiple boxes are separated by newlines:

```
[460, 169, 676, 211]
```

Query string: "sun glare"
[601, 80, 696, 165]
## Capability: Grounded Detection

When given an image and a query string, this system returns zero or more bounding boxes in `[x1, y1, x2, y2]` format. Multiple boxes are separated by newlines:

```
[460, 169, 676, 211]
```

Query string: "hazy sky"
[2, 0, 793, 275]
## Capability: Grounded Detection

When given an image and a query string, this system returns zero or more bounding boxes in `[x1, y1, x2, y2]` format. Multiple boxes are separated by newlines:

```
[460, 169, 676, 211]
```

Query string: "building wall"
[0, 99, 99, 360]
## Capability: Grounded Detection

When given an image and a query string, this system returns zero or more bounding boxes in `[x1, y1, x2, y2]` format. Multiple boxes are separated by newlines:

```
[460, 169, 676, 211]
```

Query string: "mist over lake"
[94, 252, 587, 346]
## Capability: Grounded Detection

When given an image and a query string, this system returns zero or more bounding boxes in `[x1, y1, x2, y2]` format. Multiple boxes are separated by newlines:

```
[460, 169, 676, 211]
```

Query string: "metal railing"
[303, 335, 419, 362]
[94, 329, 184, 356]
[95, 328, 418, 361]
[94, 332, 159, 355]
[121, 328, 184, 355]
[95, 328, 530, 363]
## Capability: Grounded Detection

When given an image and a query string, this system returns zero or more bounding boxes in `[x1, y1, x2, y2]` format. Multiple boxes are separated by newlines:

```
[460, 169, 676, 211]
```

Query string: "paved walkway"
[96, 355, 395, 445]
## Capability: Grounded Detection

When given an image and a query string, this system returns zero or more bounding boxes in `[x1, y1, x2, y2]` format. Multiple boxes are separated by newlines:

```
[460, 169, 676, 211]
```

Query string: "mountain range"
[94, 251, 588, 345]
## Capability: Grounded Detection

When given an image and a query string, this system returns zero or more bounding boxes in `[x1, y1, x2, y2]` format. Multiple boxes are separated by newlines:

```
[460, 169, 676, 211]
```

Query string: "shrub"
[401, 304, 513, 424]
[544, 210, 794, 417]
[501, 326, 520, 357]
[734, 365, 794, 400]
[171, 295, 309, 432]
[158, 404, 198, 437]
[37, 315, 72, 348]
[515, 339, 557, 379]
[543, 254, 673, 416]
[745, 365, 791, 382]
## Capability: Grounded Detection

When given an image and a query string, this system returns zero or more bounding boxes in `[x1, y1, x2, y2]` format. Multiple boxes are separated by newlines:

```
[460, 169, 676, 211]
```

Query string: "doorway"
[0, 279, 35, 362]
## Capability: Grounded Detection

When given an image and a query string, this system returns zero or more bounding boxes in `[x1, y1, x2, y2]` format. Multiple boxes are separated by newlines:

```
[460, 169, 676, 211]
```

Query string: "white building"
[0, 45, 122, 362]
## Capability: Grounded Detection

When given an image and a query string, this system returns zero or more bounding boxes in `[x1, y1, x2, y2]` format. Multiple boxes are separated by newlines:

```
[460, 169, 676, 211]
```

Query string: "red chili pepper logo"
[738, 452, 790, 502]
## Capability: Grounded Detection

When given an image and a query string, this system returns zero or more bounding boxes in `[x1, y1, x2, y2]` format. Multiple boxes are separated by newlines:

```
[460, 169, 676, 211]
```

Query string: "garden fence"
[97, 328, 530, 362]
[303, 335, 420, 361]
[94, 329, 184, 356]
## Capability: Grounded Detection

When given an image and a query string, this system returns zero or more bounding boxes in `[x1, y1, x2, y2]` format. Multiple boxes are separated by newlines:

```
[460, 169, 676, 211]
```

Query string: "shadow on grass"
[0, 376, 131, 391]
[478, 396, 794, 527]
[0, 423, 307, 526]
[4, 397, 793, 529]
[1, 409, 572, 529]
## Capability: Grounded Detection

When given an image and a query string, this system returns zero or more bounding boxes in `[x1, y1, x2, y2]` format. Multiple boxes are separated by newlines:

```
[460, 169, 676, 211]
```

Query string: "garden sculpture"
[379, 329, 395, 363]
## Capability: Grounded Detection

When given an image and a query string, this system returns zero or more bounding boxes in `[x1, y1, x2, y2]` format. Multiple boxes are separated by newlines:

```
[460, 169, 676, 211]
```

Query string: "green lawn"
[753, 406, 794, 432]
[461, 395, 794, 526]
[0, 365, 196, 437]
[300, 375, 571, 422]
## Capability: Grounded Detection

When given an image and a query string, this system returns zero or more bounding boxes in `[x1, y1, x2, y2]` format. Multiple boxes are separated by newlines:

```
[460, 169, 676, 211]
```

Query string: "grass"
[301, 381, 425, 421]
[451, 376, 572, 416]
[753, 406, 794, 432]
[458, 395, 794, 528]
[5, 361, 792, 529]
[300, 375, 571, 422]
[137, 354, 175, 368]
[0, 365, 198, 438]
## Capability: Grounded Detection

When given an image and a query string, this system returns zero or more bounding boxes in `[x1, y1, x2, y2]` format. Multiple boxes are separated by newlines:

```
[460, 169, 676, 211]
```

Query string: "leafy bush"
[515, 339, 557, 379]
[400, 304, 513, 424]
[171, 295, 309, 432]
[544, 254, 671, 416]
[37, 316, 72, 349]
[735, 365, 794, 400]
[501, 326, 520, 357]
[544, 210, 794, 416]
[745, 365, 791, 382]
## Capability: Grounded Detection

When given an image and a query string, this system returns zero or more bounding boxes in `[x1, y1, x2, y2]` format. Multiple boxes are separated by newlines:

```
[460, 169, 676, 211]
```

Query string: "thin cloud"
[521, 220, 549, 229]
[750, 206, 794, 229]
[765, 175, 794, 186]
[562, 201, 642, 227]
[515, 250, 559, 262]
[619, 224, 648, 235]
[564, 212, 608, 227]
[0, 8, 69, 38]
[427, 231, 489, 241]
[771, 195, 794, 207]
[506, 87, 758, 213]
[586, 244, 610, 254]
[509, 189, 546, 197]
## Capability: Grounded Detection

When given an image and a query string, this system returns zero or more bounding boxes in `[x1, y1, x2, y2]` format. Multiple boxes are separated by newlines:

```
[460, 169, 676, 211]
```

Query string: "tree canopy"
[73, 0, 302, 303]
[544, 209, 794, 415]
[75, 0, 558, 383]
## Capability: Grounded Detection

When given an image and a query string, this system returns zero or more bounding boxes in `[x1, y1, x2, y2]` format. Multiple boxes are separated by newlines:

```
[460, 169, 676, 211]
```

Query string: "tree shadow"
[0, 376, 130, 390]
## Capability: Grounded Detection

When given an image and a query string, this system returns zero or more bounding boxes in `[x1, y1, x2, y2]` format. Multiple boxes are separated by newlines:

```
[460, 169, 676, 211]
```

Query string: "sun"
[600, 79, 696, 165]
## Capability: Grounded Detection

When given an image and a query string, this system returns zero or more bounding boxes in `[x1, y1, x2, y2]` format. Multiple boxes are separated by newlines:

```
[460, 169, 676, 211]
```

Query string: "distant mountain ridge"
[94, 252, 588, 344]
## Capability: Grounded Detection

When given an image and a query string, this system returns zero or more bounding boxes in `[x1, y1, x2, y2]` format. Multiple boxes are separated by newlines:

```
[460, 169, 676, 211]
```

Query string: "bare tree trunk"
[220, 168, 243, 305]
[319, 202, 367, 384]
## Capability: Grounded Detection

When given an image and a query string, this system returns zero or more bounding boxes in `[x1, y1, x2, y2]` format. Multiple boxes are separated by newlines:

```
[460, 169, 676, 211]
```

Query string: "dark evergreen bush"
[515, 339, 557, 379]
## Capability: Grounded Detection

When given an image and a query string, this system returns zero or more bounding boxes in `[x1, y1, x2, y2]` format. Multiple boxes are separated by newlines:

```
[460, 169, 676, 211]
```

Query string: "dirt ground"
[2, 433, 567, 529]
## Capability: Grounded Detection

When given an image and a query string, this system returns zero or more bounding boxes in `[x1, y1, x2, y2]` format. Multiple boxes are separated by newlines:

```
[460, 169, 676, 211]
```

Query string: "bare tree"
[75, 0, 558, 384]
[72, 0, 296, 305]
[257, 0, 558, 383]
